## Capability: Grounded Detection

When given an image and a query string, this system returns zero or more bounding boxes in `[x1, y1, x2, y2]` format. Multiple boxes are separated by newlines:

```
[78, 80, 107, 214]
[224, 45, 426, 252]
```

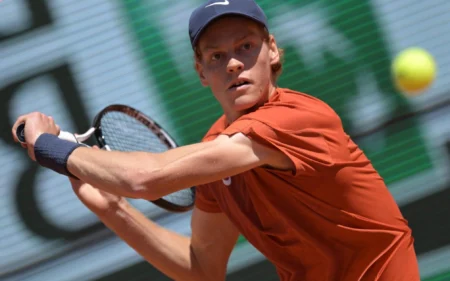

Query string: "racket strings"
[99, 111, 195, 210]
[100, 112, 168, 153]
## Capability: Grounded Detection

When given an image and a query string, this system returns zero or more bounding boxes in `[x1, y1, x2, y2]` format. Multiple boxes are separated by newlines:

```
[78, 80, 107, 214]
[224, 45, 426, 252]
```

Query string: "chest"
[213, 172, 292, 238]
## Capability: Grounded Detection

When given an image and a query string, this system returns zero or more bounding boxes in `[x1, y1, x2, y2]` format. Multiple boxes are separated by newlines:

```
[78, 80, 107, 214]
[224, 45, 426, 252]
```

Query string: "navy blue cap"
[189, 0, 268, 48]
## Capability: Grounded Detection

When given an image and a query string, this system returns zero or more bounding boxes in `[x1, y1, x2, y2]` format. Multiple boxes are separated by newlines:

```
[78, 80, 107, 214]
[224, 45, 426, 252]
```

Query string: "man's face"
[195, 16, 279, 114]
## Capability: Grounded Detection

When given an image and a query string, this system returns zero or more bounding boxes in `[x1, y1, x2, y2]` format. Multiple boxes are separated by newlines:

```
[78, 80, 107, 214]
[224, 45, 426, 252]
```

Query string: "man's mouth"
[229, 80, 250, 90]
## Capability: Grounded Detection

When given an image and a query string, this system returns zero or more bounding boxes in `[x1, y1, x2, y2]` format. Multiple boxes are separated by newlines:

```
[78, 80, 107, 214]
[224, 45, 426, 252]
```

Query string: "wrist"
[28, 132, 44, 147]
[34, 133, 83, 178]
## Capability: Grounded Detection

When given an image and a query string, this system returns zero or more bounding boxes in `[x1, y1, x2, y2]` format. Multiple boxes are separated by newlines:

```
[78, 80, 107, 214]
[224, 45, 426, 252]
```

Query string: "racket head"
[91, 104, 195, 213]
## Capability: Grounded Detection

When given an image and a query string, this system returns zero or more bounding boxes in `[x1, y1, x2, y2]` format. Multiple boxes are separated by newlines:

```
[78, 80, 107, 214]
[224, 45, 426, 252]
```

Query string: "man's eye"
[211, 53, 222, 61]
[242, 43, 252, 50]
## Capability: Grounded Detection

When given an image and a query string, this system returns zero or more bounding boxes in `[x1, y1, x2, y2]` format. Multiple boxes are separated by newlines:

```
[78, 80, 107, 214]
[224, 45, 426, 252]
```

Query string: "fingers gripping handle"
[16, 123, 78, 144]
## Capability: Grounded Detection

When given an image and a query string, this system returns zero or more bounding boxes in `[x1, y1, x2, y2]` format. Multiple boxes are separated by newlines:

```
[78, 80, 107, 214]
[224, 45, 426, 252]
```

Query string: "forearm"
[98, 202, 207, 281]
[66, 141, 218, 199]
[66, 147, 159, 198]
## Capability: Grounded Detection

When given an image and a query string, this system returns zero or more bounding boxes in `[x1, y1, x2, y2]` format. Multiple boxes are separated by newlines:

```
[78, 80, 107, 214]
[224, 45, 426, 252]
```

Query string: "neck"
[224, 83, 277, 125]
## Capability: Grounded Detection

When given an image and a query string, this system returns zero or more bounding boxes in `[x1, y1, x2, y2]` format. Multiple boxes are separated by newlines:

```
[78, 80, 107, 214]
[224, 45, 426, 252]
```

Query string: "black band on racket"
[16, 123, 26, 143]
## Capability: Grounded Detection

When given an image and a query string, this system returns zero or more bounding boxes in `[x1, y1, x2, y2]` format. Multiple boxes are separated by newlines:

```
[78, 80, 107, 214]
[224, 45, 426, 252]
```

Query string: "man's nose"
[227, 58, 244, 73]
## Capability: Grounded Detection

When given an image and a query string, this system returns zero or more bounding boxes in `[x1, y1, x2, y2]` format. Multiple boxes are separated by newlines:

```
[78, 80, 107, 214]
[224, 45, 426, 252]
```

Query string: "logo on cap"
[205, 0, 230, 8]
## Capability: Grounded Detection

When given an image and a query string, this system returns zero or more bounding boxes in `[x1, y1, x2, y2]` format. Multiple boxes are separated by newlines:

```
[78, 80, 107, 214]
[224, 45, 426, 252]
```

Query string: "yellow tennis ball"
[392, 47, 437, 96]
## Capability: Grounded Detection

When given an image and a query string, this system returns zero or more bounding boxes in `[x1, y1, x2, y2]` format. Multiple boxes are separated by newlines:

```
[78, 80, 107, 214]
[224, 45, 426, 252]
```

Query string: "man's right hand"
[69, 146, 127, 214]
[69, 177, 127, 214]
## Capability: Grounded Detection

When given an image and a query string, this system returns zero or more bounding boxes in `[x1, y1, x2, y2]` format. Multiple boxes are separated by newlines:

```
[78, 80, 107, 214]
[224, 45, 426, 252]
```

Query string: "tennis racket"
[16, 104, 195, 213]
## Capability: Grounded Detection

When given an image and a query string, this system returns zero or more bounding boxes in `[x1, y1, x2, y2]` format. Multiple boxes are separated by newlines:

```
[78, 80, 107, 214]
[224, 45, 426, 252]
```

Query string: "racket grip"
[15, 123, 78, 144]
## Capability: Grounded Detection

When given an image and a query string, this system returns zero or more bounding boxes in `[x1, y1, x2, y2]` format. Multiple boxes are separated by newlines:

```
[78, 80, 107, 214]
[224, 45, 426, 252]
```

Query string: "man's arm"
[98, 203, 239, 281]
[66, 133, 293, 200]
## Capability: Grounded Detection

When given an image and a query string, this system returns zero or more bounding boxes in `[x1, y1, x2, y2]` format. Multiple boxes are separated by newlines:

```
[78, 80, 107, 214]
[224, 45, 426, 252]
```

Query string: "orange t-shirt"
[195, 88, 420, 281]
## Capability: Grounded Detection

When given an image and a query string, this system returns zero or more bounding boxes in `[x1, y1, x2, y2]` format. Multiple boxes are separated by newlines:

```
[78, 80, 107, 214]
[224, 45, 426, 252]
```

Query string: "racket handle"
[15, 123, 78, 144]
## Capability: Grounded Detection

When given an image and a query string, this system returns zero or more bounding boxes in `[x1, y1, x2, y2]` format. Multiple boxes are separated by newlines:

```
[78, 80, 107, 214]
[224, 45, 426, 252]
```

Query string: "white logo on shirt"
[205, 0, 230, 8]
[222, 177, 232, 186]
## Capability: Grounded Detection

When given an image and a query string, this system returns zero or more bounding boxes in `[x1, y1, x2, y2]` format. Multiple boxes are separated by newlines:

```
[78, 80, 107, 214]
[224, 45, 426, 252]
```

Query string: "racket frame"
[92, 104, 195, 213]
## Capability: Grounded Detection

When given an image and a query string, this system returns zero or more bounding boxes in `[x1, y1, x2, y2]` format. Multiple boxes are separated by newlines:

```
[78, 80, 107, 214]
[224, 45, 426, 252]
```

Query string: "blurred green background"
[0, 0, 449, 280]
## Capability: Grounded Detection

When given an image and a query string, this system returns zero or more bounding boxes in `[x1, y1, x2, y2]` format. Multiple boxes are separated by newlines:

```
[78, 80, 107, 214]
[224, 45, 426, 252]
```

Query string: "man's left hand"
[11, 112, 60, 161]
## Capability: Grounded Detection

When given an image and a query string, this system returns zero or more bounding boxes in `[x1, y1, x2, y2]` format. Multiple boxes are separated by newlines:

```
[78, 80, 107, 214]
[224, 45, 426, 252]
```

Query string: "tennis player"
[12, 0, 420, 280]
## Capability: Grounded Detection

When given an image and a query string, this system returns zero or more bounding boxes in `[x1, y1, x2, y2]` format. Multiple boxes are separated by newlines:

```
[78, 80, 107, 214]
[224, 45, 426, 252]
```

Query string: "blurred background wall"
[0, 0, 449, 280]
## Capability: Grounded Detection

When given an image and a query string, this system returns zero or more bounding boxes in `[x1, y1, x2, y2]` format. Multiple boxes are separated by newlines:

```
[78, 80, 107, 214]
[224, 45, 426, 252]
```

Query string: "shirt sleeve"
[194, 183, 222, 213]
[219, 106, 336, 176]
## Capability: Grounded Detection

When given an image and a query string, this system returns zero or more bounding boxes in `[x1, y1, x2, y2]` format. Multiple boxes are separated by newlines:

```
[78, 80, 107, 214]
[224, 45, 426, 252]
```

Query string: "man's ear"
[195, 60, 209, 87]
[268, 35, 280, 66]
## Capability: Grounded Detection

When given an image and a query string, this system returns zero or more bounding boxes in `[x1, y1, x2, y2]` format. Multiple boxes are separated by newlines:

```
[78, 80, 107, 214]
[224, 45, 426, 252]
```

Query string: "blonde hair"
[194, 27, 285, 81]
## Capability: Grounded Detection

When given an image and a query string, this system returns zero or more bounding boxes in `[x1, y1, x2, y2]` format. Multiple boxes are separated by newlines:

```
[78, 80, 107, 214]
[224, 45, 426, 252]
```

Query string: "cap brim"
[192, 11, 267, 48]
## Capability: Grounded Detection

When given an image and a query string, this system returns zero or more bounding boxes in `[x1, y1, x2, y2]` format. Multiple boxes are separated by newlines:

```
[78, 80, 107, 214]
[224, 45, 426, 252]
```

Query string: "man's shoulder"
[201, 114, 228, 142]
[252, 88, 341, 126]
[201, 88, 342, 141]
[278, 88, 336, 112]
